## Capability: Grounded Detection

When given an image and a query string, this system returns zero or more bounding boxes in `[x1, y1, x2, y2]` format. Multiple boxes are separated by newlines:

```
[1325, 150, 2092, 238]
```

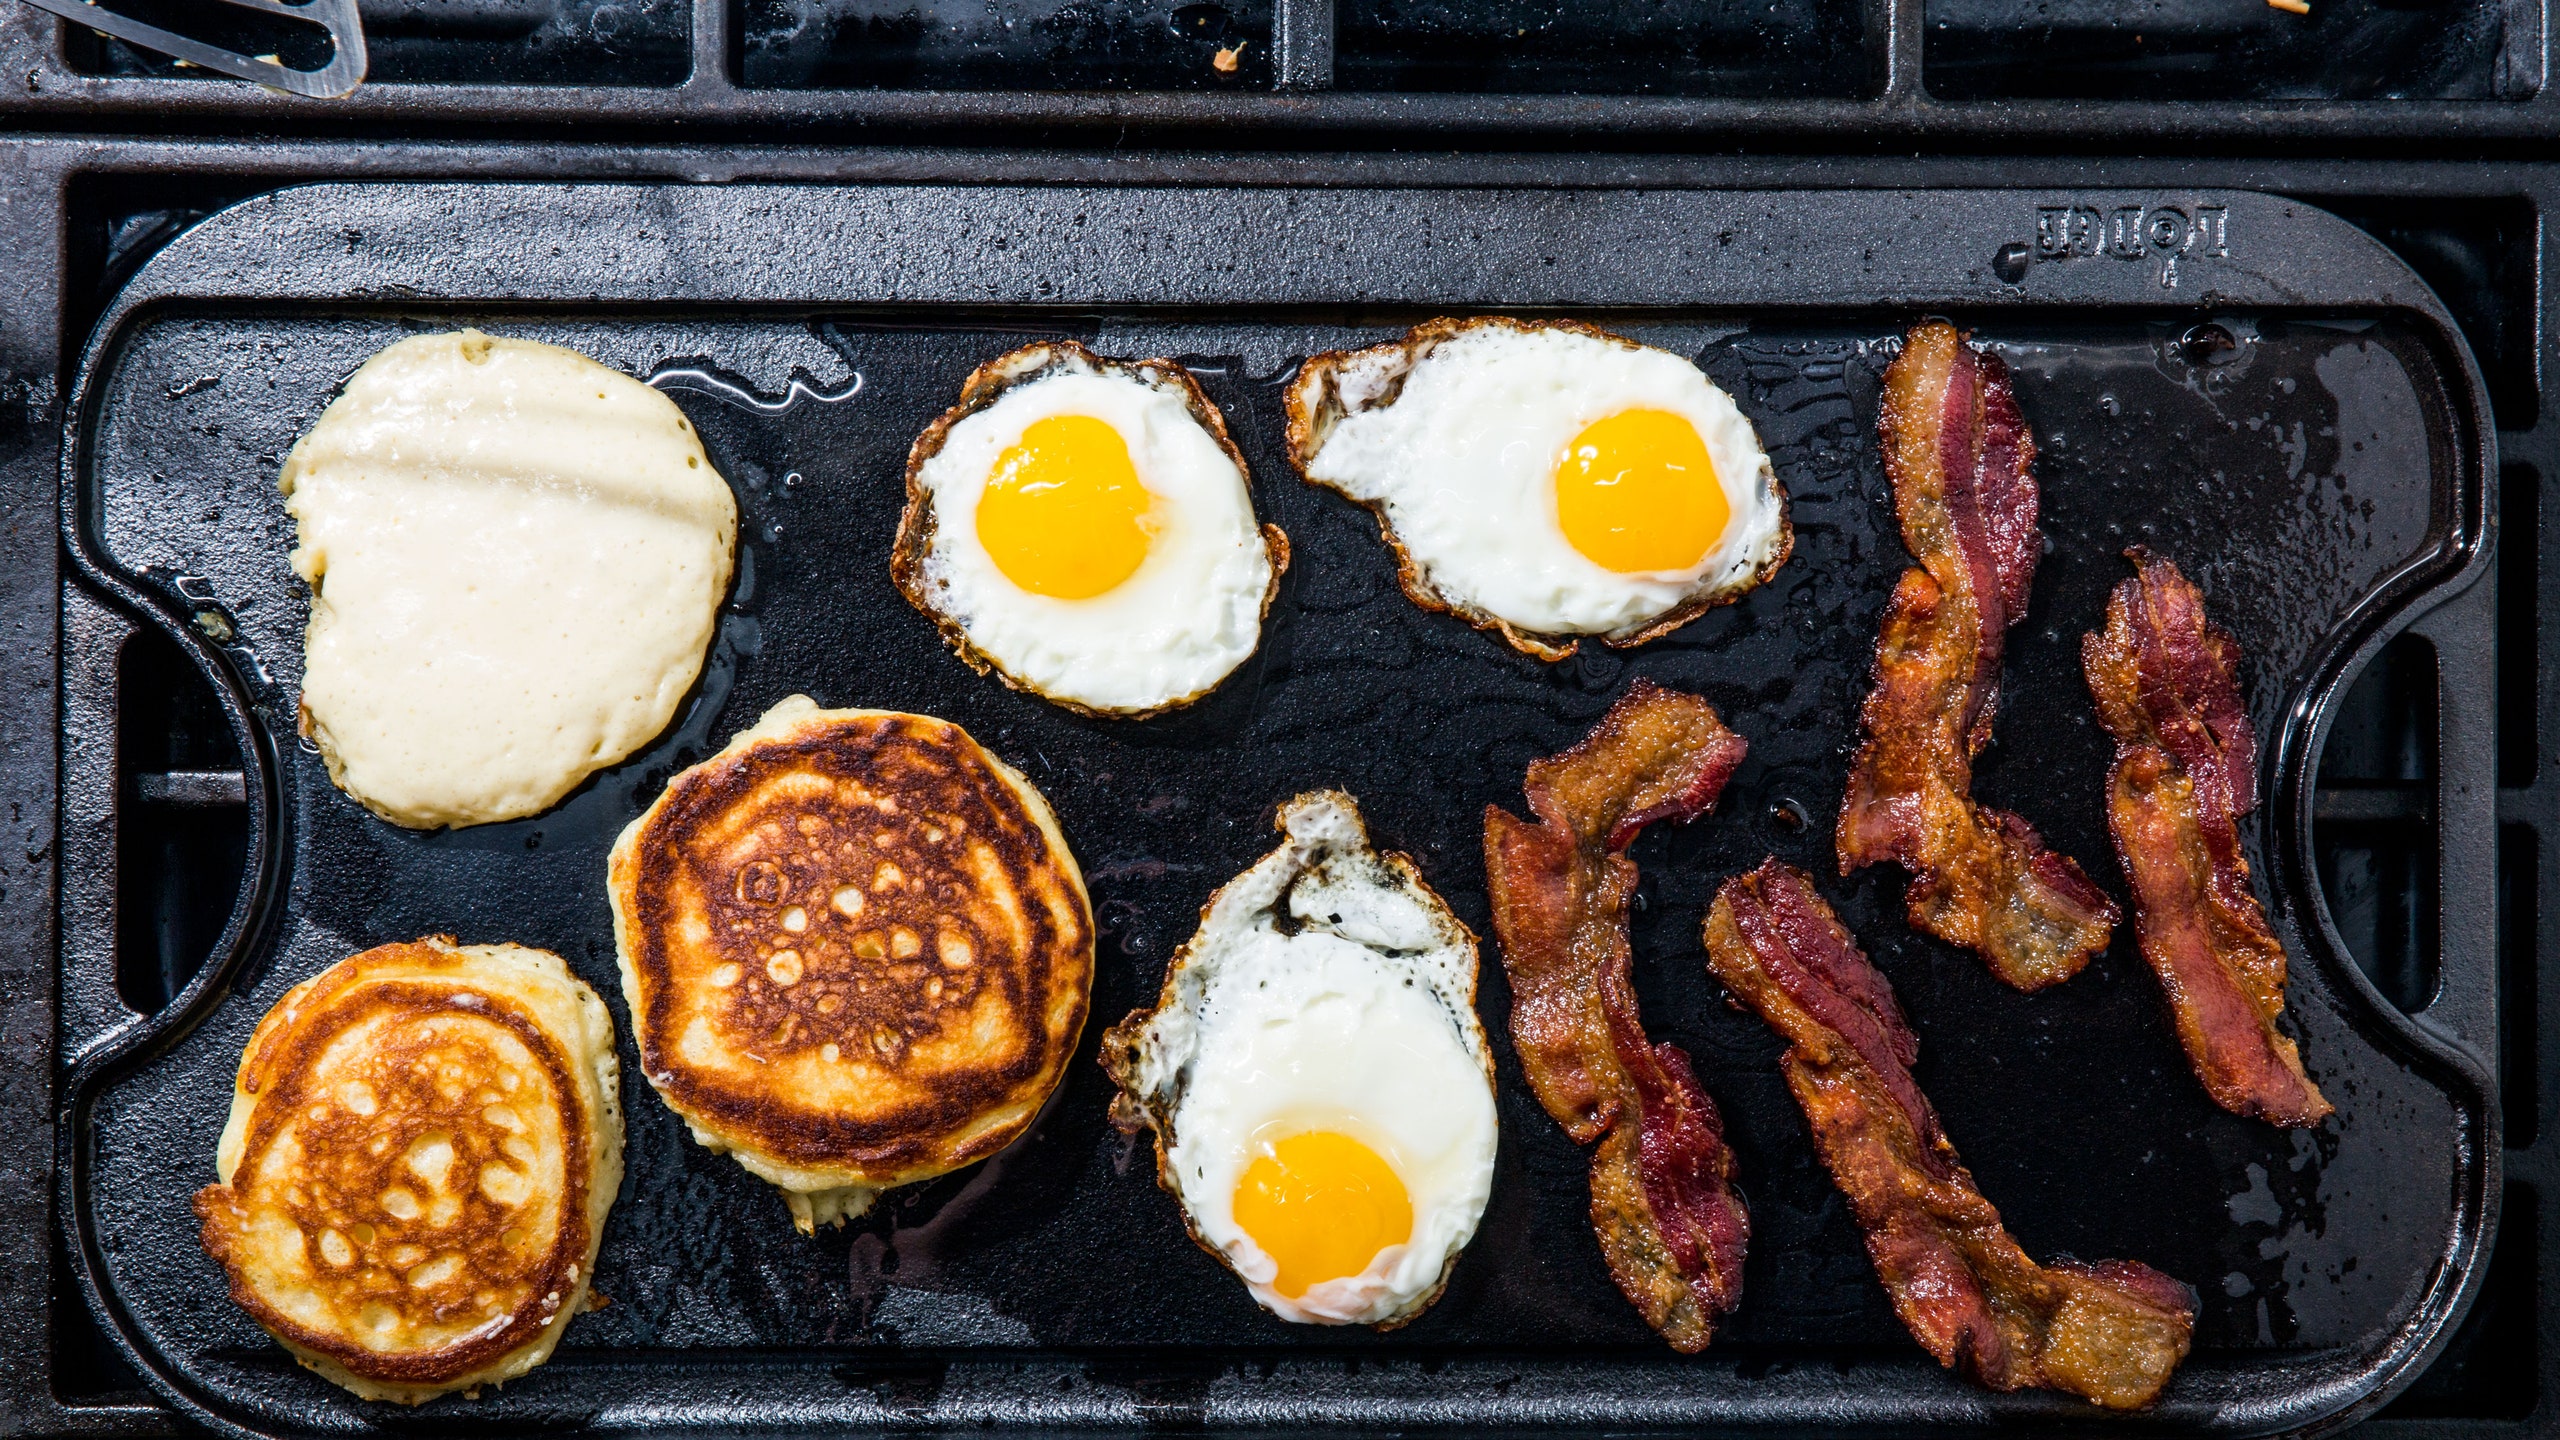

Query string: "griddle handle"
[2405, 567, 2499, 1084]
[55, 587, 138, 1058]
[54, 578, 281, 1075]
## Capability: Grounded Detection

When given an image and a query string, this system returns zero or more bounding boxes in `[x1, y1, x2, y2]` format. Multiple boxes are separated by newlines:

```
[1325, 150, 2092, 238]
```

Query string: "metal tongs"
[18, 0, 367, 95]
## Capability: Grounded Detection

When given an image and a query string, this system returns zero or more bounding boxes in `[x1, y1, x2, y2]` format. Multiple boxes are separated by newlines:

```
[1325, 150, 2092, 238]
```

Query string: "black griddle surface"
[77, 313, 2450, 1406]
[48, 183, 2500, 1437]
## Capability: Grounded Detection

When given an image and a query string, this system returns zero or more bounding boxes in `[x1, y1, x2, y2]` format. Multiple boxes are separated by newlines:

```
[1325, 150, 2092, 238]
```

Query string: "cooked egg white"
[1103, 791, 1495, 1327]
[1287, 318, 1789, 659]
[895, 343, 1284, 717]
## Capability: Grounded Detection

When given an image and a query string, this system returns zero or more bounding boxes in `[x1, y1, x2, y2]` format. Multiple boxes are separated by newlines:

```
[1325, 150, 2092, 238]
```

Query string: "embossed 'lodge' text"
[2033, 203, 2231, 289]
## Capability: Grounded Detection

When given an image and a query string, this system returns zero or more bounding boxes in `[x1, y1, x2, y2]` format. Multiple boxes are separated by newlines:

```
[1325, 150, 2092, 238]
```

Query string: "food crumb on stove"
[1213, 42, 1244, 72]
[2265, 0, 2309, 14]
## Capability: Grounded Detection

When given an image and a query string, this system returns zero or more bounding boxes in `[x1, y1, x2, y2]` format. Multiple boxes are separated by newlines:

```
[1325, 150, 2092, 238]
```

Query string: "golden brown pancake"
[608, 694, 1093, 1232]
[195, 937, 623, 1405]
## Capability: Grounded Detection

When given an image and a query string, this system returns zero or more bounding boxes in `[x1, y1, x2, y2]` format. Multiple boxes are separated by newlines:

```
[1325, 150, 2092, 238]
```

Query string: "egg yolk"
[1552, 408, 1730, 574]
[1231, 1131, 1413, 1298]
[976, 414, 1155, 599]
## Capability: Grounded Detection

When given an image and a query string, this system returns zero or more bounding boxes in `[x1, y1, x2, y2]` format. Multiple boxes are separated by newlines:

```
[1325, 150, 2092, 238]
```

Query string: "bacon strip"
[2084, 548, 2333, 1127]
[1484, 679, 1749, 1351]
[1705, 861, 2195, 1409]
[1839, 322, 2119, 991]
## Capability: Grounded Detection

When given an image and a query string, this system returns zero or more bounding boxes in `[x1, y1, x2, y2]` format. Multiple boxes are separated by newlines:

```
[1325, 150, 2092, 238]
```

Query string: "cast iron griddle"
[55, 184, 2496, 1436]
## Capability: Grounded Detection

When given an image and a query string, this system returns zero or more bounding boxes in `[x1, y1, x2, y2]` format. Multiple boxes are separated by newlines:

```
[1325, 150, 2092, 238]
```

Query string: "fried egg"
[1286, 317, 1791, 660]
[893, 342, 1287, 718]
[1102, 791, 1495, 1328]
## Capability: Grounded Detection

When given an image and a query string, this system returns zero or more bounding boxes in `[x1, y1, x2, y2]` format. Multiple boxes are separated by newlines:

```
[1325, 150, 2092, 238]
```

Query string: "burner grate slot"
[2504, 822, 2539, 1148]
[737, 0, 1274, 90]
[1922, 0, 2531, 103]
[2327, 202, 2544, 433]
[2316, 631, 2444, 1015]
[110, 624, 247, 1019]
[2502, 463, 2543, 788]
[1330, 0, 1871, 96]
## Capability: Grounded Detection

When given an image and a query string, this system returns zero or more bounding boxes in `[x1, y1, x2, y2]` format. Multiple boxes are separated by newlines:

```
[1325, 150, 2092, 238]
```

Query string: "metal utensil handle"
[14, 0, 365, 97]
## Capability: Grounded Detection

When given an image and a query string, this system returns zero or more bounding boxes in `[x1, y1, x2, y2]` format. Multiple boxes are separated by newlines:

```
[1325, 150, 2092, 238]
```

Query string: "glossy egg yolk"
[977, 414, 1155, 599]
[1232, 1131, 1413, 1298]
[1552, 408, 1729, 573]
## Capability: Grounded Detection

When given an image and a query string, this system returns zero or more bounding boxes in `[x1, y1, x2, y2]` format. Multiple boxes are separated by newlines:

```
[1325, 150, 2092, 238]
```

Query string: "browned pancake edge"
[193, 937, 617, 1401]
[610, 698, 1093, 1189]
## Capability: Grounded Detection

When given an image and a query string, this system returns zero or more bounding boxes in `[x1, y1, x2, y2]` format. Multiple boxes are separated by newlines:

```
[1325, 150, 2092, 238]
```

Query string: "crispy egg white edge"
[1306, 324, 1785, 637]
[211, 938, 623, 1403]
[911, 362, 1273, 712]
[1117, 791, 1497, 1327]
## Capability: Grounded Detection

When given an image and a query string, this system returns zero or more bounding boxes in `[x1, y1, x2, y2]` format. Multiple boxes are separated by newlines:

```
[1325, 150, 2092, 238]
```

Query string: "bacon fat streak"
[1483, 680, 1750, 1351]
[1704, 861, 2195, 1409]
[2084, 548, 2332, 1127]
[1838, 321, 2118, 991]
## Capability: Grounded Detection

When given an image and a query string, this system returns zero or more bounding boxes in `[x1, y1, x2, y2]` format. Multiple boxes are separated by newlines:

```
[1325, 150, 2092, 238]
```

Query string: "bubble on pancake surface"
[611, 695, 1094, 1234]
[702, 774, 1001, 1070]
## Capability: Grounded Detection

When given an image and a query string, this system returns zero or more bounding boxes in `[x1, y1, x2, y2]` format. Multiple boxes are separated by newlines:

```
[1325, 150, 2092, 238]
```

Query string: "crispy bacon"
[1839, 321, 2119, 991]
[1484, 679, 1750, 1351]
[1705, 861, 2195, 1409]
[1486, 680, 1750, 1138]
[2084, 548, 2332, 1127]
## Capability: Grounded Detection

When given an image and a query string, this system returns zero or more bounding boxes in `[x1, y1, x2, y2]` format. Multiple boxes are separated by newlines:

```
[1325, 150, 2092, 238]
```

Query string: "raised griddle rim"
[51, 180, 2500, 1438]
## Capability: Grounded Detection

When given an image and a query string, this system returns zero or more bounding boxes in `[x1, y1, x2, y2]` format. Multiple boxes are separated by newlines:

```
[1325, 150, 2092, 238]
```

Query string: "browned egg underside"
[622, 713, 1091, 1175]
[194, 943, 590, 1387]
